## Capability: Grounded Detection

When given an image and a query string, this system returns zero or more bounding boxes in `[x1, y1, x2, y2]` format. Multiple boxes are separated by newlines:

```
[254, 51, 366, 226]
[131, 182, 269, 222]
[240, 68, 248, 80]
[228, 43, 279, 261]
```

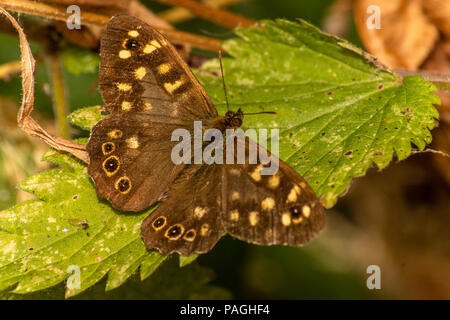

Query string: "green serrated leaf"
[67, 106, 103, 131]
[197, 19, 440, 207]
[0, 149, 160, 297]
[179, 254, 199, 267]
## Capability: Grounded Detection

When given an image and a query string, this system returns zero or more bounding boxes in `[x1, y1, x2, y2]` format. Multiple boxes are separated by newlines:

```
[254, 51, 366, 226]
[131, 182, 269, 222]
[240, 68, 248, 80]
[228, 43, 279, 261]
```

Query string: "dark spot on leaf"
[326, 91, 334, 95]
[72, 195, 78, 200]
[377, 84, 384, 90]
[344, 150, 353, 156]
[374, 152, 383, 156]
[321, 132, 325, 136]
[28, 247, 34, 251]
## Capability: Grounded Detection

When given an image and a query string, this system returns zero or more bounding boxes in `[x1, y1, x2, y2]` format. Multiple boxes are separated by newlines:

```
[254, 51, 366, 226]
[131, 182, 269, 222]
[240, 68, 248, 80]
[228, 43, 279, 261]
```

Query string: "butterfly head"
[223, 108, 243, 129]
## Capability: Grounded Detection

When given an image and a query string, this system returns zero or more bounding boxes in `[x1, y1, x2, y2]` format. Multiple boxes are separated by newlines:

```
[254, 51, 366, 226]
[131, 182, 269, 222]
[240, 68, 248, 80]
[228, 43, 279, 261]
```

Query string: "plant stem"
[46, 52, 70, 139]
[395, 69, 450, 93]
[153, 0, 256, 28]
[0, 0, 224, 51]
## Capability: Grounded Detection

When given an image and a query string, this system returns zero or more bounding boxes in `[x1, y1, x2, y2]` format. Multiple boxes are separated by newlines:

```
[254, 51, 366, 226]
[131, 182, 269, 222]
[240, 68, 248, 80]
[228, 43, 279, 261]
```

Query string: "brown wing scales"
[221, 137, 325, 246]
[141, 164, 225, 256]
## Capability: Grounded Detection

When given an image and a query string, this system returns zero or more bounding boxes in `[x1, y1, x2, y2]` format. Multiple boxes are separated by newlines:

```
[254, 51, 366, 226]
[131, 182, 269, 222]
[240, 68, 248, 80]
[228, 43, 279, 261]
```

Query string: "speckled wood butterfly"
[86, 15, 325, 256]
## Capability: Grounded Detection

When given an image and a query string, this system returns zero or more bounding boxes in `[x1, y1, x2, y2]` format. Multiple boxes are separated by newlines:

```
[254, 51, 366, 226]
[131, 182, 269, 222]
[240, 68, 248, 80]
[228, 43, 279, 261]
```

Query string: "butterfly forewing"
[99, 14, 217, 120]
[87, 113, 189, 211]
[221, 137, 325, 245]
[141, 164, 225, 256]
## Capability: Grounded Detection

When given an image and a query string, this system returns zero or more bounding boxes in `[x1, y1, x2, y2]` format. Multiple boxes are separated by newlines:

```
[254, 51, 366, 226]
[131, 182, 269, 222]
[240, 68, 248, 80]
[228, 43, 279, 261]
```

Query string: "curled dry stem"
[0, 7, 89, 163]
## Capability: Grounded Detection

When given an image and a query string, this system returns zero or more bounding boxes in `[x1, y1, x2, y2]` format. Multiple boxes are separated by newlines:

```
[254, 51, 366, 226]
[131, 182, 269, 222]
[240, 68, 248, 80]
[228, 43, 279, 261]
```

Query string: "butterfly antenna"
[219, 51, 230, 112]
[243, 111, 277, 115]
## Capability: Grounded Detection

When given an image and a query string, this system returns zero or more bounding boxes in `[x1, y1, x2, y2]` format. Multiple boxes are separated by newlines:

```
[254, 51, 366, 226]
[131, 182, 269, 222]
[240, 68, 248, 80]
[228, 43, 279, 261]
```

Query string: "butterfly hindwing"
[141, 164, 225, 256]
[221, 137, 325, 246]
[99, 14, 217, 120]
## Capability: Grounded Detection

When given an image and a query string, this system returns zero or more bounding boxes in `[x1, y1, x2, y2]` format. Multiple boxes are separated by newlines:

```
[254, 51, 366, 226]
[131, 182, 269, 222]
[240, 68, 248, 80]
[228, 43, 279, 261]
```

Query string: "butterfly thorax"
[212, 109, 243, 132]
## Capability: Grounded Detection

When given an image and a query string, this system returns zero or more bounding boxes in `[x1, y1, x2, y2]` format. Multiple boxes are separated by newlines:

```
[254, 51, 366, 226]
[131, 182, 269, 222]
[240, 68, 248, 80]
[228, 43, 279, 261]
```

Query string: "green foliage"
[0, 19, 440, 298]
[1, 258, 231, 299]
[198, 19, 439, 206]
[61, 47, 99, 75]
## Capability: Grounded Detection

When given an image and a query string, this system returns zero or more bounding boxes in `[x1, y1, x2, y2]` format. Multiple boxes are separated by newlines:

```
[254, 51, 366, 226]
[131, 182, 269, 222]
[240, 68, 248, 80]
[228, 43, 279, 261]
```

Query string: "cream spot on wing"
[268, 174, 280, 188]
[116, 83, 131, 91]
[158, 63, 171, 74]
[292, 216, 303, 224]
[126, 136, 139, 149]
[107, 129, 122, 139]
[302, 205, 311, 218]
[287, 188, 297, 203]
[249, 164, 263, 182]
[231, 191, 240, 201]
[261, 197, 275, 211]
[150, 40, 161, 48]
[194, 207, 207, 219]
[249, 211, 259, 226]
[144, 102, 153, 110]
[143, 44, 157, 54]
[128, 30, 139, 37]
[164, 79, 184, 94]
[286, 185, 301, 203]
[230, 209, 239, 221]
[121, 101, 132, 111]
[200, 223, 209, 236]
[134, 67, 146, 80]
[281, 212, 291, 226]
[119, 50, 131, 59]
[229, 168, 240, 175]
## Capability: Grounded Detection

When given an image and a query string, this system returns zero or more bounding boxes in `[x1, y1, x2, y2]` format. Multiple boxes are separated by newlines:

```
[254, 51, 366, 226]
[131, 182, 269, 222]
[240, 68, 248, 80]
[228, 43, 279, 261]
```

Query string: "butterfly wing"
[99, 14, 217, 119]
[221, 137, 325, 246]
[87, 14, 218, 211]
[141, 164, 225, 256]
[87, 113, 188, 211]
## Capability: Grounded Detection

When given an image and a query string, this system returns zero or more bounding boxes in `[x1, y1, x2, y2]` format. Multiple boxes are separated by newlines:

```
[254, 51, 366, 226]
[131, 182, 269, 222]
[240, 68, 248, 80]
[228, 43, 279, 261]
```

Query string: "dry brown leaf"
[354, 0, 439, 70]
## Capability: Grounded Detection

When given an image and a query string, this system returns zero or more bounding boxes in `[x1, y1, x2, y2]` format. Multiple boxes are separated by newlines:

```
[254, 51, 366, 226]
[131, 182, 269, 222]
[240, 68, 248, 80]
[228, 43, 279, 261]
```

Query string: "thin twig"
[159, 0, 246, 24]
[0, 7, 89, 163]
[395, 69, 450, 93]
[411, 148, 450, 158]
[153, 0, 256, 29]
[0, 0, 224, 51]
[46, 52, 70, 139]
[0, 60, 21, 79]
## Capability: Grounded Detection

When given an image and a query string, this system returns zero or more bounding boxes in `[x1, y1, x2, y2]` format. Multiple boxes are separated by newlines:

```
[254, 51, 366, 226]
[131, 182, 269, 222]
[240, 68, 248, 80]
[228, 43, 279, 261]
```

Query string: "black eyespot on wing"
[290, 206, 301, 219]
[125, 38, 139, 50]
[168, 225, 182, 237]
[118, 179, 130, 191]
[104, 157, 119, 173]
